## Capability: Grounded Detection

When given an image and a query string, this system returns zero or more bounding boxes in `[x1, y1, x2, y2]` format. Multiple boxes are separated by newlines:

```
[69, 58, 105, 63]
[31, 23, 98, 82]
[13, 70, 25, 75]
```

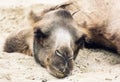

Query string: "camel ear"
[55, 1, 73, 9]
[28, 11, 42, 24]
[40, 1, 72, 14]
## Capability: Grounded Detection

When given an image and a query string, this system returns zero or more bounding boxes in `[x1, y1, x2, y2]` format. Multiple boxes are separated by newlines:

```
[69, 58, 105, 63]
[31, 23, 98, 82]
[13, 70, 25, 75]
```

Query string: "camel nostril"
[55, 50, 63, 58]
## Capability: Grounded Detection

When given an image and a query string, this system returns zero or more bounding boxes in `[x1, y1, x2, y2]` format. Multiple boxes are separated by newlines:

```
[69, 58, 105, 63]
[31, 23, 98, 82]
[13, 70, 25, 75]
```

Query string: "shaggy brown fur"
[63, 0, 120, 54]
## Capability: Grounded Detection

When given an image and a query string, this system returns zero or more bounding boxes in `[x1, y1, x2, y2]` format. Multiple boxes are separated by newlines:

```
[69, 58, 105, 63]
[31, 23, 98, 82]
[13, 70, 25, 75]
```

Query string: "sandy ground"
[0, 0, 120, 82]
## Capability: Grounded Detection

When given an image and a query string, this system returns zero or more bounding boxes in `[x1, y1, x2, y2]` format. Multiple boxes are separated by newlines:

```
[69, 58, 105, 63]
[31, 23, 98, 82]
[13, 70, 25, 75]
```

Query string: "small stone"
[105, 78, 112, 81]
[42, 79, 47, 82]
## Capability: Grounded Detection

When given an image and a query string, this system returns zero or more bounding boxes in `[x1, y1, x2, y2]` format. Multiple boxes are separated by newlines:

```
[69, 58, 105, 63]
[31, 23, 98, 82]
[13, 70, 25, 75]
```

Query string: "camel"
[4, 8, 84, 78]
[4, 0, 120, 78]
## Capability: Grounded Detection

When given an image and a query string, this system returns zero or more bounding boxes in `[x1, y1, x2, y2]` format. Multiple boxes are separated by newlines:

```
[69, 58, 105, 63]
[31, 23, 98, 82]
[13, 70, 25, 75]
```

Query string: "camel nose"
[55, 50, 64, 58]
[55, 50, 71, 74]
[55, 49, 73, 61]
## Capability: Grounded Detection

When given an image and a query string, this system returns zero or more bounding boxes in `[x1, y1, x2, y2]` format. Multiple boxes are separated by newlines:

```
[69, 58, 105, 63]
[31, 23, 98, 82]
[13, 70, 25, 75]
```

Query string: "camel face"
[32, 9, 84, 78]
[4, 8, 85, 78]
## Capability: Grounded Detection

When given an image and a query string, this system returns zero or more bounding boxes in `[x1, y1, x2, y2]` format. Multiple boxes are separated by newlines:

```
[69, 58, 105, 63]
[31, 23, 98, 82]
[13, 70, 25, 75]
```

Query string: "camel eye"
[75, 35, 85, 48]
[34, 27, 49, 39]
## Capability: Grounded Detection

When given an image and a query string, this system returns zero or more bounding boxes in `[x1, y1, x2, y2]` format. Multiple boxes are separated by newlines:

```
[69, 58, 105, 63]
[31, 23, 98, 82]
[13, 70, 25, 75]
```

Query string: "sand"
[0, 0, 120, 82]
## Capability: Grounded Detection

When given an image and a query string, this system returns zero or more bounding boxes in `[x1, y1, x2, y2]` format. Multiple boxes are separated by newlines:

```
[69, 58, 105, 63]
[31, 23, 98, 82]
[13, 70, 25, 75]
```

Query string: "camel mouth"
[46, 64, 71, 78]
